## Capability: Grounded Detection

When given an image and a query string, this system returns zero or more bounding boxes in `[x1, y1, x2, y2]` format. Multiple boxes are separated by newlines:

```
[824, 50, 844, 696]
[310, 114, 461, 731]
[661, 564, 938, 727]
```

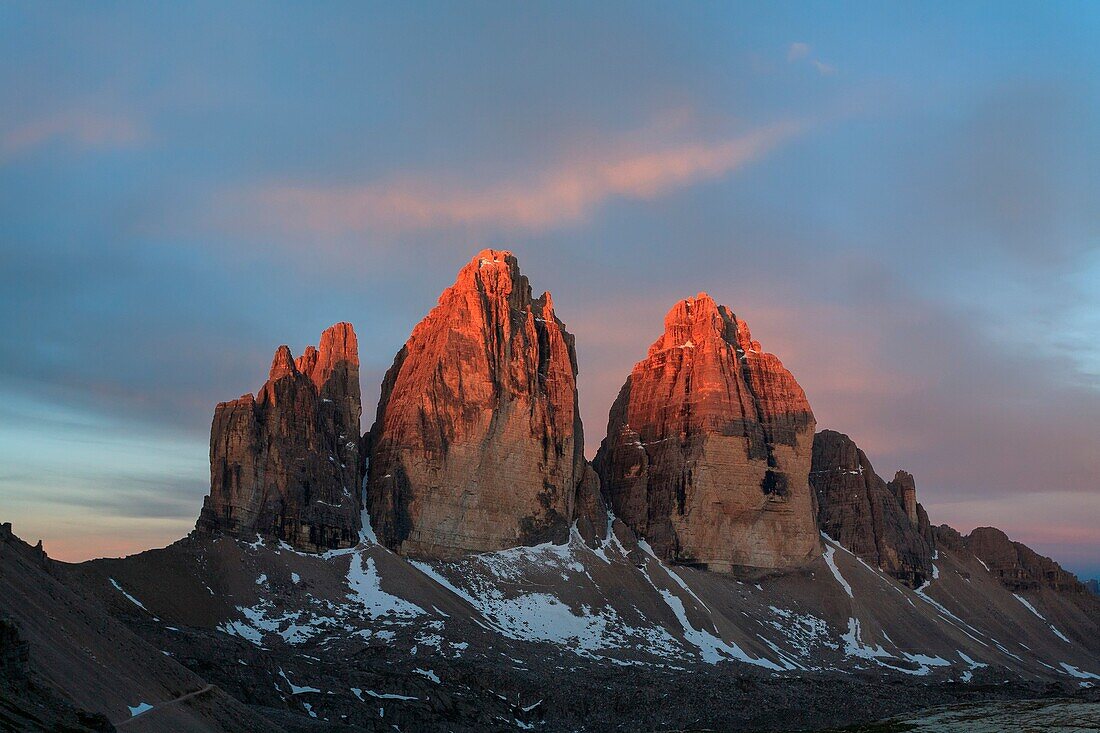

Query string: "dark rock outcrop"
[573, 465, 609, 546]
[366, 250, 587, 557]
[964, 526, 1089, 595]
[594, 293, 820, 571]
[931, 523, 965, 554]
[810, 430, 935, 588]
[933, 523, 1094, 604]
[1087, 579, 1100, 595]
[196, 323, 362, 552]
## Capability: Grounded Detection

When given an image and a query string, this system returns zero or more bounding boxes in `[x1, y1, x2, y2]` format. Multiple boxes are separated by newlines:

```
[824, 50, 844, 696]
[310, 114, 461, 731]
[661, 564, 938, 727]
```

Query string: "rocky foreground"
[1, 249, 1097, 731]
[3, 516, 1098, 732]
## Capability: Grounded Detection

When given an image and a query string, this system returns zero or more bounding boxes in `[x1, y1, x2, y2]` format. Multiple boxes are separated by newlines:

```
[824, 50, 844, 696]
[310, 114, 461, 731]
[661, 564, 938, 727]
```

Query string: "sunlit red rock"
[366, 250, 587, 557]
[594, 293, 820, 571]
[196, 323, 362, 551]
[810, 430, 935, 588]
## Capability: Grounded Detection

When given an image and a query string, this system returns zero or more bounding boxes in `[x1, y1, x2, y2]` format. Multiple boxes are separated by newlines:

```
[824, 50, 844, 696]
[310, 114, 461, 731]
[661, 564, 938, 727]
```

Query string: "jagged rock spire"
[197, 323, 362, 551]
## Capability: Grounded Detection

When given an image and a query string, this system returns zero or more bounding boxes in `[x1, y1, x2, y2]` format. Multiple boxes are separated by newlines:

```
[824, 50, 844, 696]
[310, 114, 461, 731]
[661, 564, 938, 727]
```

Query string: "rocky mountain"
[1087, 579, 1100, 595]
[810, 430, 936, 588]
[366, 250, 588, 558]
[5, 250, 1099, 732]
[934, 524, 1093, 597]
[196, 322, 362, 552]
[594, 293, 819, 571]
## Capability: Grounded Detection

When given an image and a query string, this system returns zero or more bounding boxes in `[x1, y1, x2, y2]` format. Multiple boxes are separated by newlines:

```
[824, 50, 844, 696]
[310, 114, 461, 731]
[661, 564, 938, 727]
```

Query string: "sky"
[2, 2, 1098, 578]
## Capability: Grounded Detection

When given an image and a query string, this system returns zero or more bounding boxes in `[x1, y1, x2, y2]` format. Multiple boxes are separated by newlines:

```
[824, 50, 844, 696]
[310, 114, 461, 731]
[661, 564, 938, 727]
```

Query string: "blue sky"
[2, 2, 1098, 577]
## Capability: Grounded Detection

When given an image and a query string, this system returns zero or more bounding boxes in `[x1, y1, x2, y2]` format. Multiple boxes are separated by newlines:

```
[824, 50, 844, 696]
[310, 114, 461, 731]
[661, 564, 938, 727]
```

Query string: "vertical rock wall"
[366, 250, 586, 557]
[595, 294, 820, 571]
[196, 323, 362, 551]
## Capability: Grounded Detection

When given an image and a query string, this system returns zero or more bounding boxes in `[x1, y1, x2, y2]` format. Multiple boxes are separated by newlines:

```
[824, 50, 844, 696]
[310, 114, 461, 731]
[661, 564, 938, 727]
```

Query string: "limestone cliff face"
[366, 250, 586, 557]
[196, 323, 362, 551]
[594, 294, 820, 571]
[810, 430, 935, 588]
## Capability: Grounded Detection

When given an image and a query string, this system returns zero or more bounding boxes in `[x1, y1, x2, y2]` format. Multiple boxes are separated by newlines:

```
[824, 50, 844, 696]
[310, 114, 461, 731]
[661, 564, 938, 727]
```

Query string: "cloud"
[245, 120, 804, 235]
[787, 42, 811, 62]
[785, 42, 836, 76]
[2, 110, 149, 158]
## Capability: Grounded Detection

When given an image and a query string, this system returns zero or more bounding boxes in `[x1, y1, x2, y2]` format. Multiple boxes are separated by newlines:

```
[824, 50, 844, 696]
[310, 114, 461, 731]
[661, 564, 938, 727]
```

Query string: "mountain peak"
[597, 295, 819, 571]
[367, 249, 585, 557]
[198, 324, 362, 552]
[268, 344, 297, 380]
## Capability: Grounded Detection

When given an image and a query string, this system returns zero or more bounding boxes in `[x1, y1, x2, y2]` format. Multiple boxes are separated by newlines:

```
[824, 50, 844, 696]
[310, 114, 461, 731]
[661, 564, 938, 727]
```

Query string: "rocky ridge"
[594, 293, 820, 571]
[810, 429, 936, 588]
[187, 251, 1096, 607]
[934, 524, 1092, 596]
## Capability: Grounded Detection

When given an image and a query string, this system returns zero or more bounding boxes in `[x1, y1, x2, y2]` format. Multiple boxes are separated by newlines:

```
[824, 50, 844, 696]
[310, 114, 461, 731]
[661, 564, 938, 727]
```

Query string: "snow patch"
[638, 561, 781, 669]
[412, 543, 681, 660]
[841, 618, 892, 661]
[363, 689, 418, 701]
[821, 544, 853, 598]
[346, 552, 424, 618]
[841, 619, 944, 676]
[1060, 663, 1100, 680]
[1013, 593, 1045, 620]
[414, 668, 440, 683]
[958, 651, 987, 670]
[128, 702, 153, 717]
[278, 668, 320, 694]
[1049, 625, 1072, 644]
[765, 607, 837, 659]
[109, 578, 149, 611]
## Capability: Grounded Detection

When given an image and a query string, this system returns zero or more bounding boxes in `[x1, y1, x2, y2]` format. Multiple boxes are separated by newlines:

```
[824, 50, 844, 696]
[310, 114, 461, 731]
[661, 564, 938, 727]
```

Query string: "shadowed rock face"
[366, 250, 586, 557]
[810, 430, 935, 588]
[962, 526, 1088, 595]
[196, 323, 362, 552]
[594, 293, 820, 571]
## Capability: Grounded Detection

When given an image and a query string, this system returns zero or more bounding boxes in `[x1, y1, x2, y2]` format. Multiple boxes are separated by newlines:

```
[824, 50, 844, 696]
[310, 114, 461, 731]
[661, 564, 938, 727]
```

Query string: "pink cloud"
[2, 111, 149, 157]
[249, 121, 803, 235]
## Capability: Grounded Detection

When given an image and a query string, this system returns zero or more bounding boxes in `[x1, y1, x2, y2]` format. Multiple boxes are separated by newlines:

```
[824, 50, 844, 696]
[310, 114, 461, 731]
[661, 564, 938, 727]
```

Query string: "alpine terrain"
[2, 251, 1097, 732]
